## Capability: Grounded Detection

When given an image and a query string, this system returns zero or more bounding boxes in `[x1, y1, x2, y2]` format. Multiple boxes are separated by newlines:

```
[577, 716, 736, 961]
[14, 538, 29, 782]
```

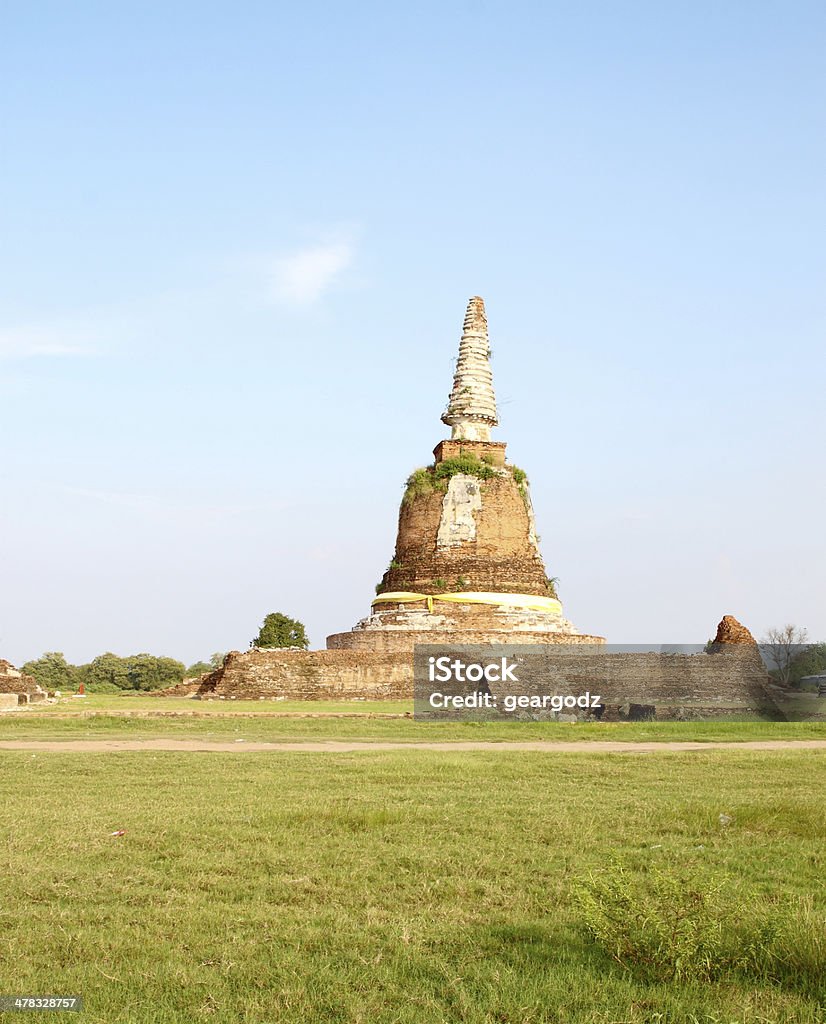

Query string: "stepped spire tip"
[441, 296, 498, 441]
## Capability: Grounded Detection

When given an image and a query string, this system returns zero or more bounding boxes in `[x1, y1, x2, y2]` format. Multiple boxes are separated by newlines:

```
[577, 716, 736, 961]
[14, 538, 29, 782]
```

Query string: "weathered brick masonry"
[376, 473, 548, 597]
[198, 649, 411, 701]
[0, 660, 47, 705]
[486, 645, 771, 709]
[200, 619, 772, 716]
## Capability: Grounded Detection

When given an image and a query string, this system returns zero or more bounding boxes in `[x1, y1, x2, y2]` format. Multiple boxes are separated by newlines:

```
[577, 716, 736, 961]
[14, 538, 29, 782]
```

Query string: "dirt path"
[1, 739, 826, 754]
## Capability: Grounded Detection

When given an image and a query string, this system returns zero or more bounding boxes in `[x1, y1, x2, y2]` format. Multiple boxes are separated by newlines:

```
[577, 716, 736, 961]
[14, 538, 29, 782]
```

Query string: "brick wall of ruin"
[202, 646, 771, 711]
[379, 474, 549, 596]
[432, 440, 507, 467]
[199, 649, 412, 701]
[0, 660, 47, 703]
[489, 646, 771, 707]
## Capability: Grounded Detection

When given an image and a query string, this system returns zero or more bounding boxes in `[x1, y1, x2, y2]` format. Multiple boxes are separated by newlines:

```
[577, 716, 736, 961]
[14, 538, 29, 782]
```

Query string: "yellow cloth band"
[372, 591, 562, 615]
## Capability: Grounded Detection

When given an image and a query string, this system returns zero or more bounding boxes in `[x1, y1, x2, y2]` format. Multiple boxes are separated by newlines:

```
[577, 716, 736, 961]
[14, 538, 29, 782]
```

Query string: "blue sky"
[2, 1, 824, 665]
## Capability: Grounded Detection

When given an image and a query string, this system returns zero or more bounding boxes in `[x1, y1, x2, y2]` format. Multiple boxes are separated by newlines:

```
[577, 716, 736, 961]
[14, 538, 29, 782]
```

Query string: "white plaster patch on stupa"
[523, 484, 541, 552]
[436, 474, 482, 548]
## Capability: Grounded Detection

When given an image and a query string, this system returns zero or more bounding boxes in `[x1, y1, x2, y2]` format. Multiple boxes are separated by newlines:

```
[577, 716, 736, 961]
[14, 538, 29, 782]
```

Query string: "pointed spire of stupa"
[441, 296, 499, 441]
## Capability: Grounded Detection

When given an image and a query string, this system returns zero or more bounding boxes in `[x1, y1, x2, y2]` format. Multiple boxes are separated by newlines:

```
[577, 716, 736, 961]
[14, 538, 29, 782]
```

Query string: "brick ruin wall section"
[496, 647, 771, 706]
[0, 660, 47, 703]
[433, 440, 507, 467]
[203, 647, 771, 709]
[200, 649, 412, 701]
[380, 475, 548, 596]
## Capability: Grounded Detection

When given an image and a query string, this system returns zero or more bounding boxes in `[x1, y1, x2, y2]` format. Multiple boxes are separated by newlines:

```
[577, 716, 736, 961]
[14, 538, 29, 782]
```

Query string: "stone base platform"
[326, 600, 604, 652]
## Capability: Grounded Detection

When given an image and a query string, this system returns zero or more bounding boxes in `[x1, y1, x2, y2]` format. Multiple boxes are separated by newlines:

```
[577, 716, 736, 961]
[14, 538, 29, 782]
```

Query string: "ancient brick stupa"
[188, 296, 772, 712]
[327, 296, 603, 651]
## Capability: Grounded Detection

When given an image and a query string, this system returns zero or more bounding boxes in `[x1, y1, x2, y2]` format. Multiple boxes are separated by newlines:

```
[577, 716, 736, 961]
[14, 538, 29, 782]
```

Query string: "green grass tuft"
[401, 467, 435, 505]
[402, 455, 499, 506]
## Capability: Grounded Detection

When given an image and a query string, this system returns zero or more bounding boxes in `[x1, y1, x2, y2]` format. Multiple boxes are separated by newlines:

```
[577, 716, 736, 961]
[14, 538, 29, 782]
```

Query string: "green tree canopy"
[251, 613, 309, 650]
[184, 655, 227, 677]
[125, 654, 187, 691]
[81, 653, 130, 690]
[186, 661, 212, 678]
[789, 642, 826, 686]
[73, 653, 186, 691]
[21, 650, 219, 693]
[21, 652, 76, 692]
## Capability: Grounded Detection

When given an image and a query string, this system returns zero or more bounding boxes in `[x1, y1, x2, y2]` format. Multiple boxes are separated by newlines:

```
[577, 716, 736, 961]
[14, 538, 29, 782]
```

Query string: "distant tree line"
[790, 642, 826, 682]
[760, 626, 826, 688]
[22, 651, 226, 694]
[22, 611, 309, 694]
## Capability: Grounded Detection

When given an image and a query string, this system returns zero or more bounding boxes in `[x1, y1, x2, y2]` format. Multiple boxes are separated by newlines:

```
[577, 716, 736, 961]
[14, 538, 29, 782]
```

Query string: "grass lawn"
[2, 695, 825, 744]
[1, 747, 824, 1023]
[16, 695, 416, 715]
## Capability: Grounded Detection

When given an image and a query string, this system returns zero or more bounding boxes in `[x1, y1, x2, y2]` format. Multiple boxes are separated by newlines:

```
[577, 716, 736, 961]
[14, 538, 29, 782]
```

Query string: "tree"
[125, 654, 186, 691]
[186, 661, 212, 678]
[761, 625, 810, 687]
[209, 652, 227, 670]
[788, 642, 826, 687]
[22, 652, 76, 692]
[251, 613, 309, 650]
[83, 653, 130, 690]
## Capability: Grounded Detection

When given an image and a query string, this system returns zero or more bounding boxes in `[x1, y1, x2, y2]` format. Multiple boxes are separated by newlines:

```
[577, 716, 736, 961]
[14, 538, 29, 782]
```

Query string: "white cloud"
[0, 323, 98, 360]
[269, 239, 354, 304]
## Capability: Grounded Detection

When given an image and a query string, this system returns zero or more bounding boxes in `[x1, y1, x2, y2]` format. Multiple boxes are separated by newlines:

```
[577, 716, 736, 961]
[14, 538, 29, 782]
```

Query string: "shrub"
[575, 864, 735, 981]
[402, 456, 498, 506]
[402, 468, 435, 506]
[75, 680, 123, 695]
[432, 454, 496, 484]
[572, 861, 822, 986]
[509, 464, 532, 512]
